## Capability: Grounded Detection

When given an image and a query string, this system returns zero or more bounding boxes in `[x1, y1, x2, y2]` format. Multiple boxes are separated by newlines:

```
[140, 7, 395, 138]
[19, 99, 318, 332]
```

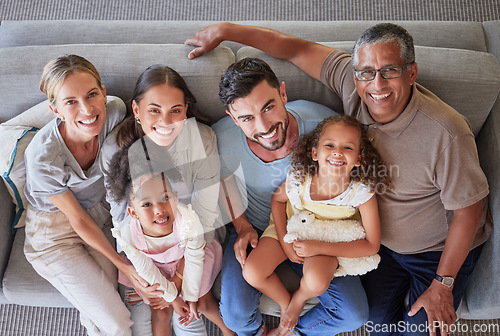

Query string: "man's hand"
[282, 241, 304, 264]
[234, 225, 259, 266]
[408, 281, 456, 336]
[292, 240, 319, 258]
[185, 23, 228, 59]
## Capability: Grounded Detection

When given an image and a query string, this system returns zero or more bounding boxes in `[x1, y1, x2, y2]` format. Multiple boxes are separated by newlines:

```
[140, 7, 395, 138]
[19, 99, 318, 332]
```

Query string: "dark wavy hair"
[116, 64, 209, 149]
[107, 141, 182, 204]
[219, 57, 280, 109]
[291, 115, 392, 193]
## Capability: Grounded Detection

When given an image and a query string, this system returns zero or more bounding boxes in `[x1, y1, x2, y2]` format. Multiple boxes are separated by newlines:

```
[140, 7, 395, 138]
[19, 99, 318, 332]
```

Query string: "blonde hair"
[39, 54, 102, 105]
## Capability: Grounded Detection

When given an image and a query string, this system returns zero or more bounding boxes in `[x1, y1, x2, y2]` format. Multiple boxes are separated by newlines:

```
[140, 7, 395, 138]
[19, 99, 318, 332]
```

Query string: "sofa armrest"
[461, 102, 500, 319]
[0, 181, 15, 284]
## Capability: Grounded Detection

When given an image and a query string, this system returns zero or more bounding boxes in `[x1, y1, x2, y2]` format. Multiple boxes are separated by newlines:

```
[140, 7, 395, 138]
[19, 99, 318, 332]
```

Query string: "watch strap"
[434, 274, 454, 287]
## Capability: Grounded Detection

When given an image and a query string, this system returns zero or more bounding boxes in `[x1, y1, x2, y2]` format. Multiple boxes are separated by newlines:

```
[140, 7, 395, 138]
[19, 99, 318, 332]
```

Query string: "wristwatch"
[434, 274, 454, 288]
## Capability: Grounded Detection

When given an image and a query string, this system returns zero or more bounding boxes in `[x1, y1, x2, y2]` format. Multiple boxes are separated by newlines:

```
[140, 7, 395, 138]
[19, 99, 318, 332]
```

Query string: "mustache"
[253, 123, 279, 140]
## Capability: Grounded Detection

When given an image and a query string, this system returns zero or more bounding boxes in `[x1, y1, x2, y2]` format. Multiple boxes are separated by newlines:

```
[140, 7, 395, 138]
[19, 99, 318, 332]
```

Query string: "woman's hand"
[122, 264, 164, 299]
[172, 297, 194, 326]
[149, 297, 170, 310]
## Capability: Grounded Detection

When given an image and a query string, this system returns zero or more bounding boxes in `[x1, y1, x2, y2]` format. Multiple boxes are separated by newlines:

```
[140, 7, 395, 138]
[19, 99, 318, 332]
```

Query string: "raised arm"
[185, 22, 334, 81]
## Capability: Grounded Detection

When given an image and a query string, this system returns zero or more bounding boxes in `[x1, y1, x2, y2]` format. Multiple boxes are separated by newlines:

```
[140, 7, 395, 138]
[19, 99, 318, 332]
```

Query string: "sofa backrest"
[0, 20, 489, 52]
[0, 20, 499, 133]
[0, 44, 234, 123]
[238, 43, 500, 136]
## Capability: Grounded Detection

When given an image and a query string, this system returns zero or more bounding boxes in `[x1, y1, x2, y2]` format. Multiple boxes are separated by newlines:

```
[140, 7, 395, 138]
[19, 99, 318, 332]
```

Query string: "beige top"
[320, 49, 491, 254]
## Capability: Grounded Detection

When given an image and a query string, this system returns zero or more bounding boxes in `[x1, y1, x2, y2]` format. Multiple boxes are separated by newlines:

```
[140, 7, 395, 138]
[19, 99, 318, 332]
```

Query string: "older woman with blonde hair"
[24, 54, 147, 336]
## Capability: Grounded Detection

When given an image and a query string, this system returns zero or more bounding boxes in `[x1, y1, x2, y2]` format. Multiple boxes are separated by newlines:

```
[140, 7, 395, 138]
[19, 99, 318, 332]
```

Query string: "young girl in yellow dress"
[242, 115, 392, 335]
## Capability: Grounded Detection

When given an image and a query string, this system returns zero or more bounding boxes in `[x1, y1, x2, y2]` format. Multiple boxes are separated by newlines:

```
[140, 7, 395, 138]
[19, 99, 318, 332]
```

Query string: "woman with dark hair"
[100, 64, 222, 336]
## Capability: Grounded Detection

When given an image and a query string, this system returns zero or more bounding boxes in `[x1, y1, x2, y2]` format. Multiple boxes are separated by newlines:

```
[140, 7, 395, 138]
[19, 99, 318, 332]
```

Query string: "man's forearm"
[436, 201, 483, 279]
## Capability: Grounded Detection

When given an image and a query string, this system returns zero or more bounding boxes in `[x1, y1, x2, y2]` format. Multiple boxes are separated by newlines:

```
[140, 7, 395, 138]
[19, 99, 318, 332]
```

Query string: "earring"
[184, 118, 188, 125]
[60, 117, 65, 122]
[136, 118, 141, 125]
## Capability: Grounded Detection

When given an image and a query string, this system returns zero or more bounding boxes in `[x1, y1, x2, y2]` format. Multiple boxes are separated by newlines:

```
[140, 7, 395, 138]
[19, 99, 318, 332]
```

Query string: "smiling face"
[128, 173, 178, 238]
[354, 42, 417, 124]
[50, 71, 107, 141]
[133, 83, 188, 147]
[312, 122, 361, 177]
[227, 80, 289, 152]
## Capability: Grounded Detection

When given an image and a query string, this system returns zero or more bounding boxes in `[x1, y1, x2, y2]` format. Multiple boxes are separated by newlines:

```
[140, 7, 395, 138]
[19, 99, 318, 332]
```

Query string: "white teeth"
[328, 159, 345, 166]
[260, 127, 277, 139]
[80, 116, 97, 124]
[371, 93, 390, 100]
[155, 128, 174, 136]
[155, 217, 168, 224]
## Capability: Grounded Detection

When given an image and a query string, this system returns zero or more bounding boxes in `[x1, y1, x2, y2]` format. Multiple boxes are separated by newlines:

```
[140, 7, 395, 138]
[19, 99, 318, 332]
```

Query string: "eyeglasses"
[353, 63, 413, 81]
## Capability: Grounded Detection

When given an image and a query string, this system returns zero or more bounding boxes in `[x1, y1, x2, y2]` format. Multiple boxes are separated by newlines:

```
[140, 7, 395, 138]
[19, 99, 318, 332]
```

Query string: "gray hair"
[352, 23, 415, 68]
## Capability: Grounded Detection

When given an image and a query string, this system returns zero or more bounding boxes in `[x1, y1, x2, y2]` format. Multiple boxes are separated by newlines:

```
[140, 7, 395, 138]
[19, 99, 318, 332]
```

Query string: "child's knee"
[242, 262, 260, 286]
[302, 271, 332, 295]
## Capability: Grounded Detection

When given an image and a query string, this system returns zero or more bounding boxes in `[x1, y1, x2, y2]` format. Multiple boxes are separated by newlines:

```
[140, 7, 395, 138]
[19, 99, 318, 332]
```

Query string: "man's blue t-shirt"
[212, 100, 337, 231]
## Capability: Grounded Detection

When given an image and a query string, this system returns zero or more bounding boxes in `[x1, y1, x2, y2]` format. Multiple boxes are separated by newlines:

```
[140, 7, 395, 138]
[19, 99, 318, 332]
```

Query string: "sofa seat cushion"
[2, 228, 73, 307]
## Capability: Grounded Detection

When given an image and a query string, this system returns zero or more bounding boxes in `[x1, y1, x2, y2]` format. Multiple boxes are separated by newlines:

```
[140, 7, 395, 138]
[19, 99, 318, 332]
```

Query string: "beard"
[249, 114, 290, 151]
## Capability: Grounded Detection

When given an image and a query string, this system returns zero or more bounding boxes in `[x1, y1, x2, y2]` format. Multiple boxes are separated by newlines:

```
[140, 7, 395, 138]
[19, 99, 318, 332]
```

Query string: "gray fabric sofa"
[0, 20, 499, 321]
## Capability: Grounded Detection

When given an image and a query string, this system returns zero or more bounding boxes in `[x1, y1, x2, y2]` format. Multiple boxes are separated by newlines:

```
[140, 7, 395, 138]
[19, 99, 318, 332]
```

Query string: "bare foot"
[280, 298, 305, 331]
[267, 327, 280, 336]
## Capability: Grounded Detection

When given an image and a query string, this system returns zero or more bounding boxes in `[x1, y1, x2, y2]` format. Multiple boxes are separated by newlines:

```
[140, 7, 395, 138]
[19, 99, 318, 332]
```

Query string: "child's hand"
[149, 297, 170, 310]
[283, 241, 304, 264]
[292, 240, 319, 258]
[172, 297, 194, 326]
[188, 301, 201, 321]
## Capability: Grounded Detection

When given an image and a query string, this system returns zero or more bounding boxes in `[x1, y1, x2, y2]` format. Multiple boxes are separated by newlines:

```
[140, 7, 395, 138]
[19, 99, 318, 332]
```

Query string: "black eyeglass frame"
[353, 62, 414, 81]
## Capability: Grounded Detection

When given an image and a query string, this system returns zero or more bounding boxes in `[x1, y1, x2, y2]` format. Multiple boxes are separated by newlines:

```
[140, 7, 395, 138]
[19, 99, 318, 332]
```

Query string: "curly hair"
[107, 140, 182, 204]
[291, 115, 392, 194]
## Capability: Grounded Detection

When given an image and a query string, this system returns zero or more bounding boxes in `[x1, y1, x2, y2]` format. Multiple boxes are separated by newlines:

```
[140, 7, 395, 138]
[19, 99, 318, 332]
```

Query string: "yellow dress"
[262, 173, 367, 240]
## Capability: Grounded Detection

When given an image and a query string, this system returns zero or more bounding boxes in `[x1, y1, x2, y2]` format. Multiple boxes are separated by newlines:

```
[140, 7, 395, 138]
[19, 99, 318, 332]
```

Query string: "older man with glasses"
[186, 22, 490, 336]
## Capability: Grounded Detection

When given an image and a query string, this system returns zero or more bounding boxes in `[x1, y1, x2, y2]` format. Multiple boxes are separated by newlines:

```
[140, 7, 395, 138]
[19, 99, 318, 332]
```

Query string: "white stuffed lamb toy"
[283, 210, 380, 277]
